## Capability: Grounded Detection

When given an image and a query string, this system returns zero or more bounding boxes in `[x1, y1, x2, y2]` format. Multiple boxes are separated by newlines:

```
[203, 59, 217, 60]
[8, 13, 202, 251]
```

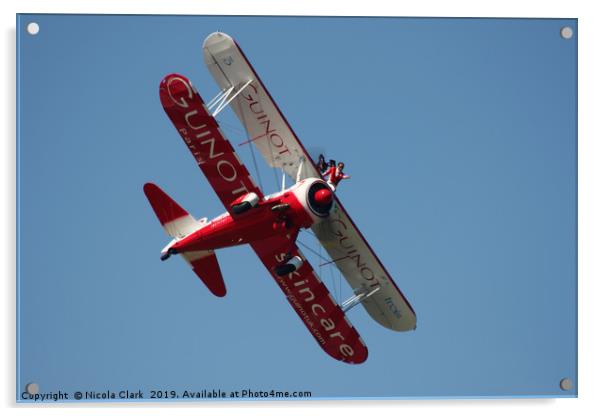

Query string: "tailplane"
[181, 250, 226, 297]
[143, 183, 227, 297]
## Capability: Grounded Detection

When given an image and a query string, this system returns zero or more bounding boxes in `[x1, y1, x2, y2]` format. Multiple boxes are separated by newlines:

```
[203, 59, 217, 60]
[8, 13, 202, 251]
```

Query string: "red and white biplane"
[144, 32, 416, 364]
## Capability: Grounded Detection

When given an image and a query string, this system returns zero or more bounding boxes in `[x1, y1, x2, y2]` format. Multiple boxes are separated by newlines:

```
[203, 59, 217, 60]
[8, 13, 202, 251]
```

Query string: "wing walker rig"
[144, 32, 416, 364]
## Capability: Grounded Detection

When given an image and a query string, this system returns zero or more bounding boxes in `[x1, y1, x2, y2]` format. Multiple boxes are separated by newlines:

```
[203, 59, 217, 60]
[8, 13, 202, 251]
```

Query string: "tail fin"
[143, 183, 227, 297]
[143, 183, 199, 238]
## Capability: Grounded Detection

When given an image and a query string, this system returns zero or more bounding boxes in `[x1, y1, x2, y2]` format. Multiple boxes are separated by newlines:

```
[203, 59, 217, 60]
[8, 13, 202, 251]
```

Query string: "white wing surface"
[203, 32, 319, 182]
[204, 32, 416, 332]
[312, 198, 417, 332]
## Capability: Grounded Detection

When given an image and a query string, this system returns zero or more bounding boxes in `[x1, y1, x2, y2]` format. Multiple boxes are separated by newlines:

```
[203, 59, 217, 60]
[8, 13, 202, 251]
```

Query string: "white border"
[3, 1, 600, 415]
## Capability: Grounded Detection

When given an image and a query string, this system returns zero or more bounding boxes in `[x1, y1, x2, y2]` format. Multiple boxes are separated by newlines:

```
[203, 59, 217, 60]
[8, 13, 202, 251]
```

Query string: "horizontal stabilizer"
[182, 251, 227, 297]
[143, 183, 199, 239]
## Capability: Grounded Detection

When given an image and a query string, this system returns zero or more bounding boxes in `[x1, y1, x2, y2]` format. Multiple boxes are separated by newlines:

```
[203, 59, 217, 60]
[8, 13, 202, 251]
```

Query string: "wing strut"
[341, 286, 381, 313]
[208, 79, 253, 117]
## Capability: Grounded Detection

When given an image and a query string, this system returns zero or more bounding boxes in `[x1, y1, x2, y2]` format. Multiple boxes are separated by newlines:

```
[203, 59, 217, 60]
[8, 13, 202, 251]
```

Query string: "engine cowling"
[307, 181, 334, 217]
[290, 178, 335, 224]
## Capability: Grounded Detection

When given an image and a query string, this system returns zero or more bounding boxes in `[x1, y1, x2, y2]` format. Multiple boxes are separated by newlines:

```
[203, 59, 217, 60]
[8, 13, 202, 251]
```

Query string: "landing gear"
[274, 255, 303, 276]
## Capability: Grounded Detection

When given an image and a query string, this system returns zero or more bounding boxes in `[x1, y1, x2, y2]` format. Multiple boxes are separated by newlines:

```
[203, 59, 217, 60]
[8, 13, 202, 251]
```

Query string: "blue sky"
[17, 15, 576, 400]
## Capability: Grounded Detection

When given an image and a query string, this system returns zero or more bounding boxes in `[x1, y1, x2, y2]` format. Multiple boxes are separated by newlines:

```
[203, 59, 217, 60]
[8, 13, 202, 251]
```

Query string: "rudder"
[144, 183, 226, 297]
[143, 183, 200, 238]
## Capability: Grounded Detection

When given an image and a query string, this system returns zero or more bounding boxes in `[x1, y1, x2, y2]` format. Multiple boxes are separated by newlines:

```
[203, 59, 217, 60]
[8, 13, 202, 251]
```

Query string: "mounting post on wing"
[341, 286, 381, 312]
[296, 156, 306, 183]
[208, 79, 254, 117]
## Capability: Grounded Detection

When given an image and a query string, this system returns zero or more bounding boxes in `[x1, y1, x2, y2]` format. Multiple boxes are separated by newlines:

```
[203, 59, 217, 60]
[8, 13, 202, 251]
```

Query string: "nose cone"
[314, 188, 333, 206]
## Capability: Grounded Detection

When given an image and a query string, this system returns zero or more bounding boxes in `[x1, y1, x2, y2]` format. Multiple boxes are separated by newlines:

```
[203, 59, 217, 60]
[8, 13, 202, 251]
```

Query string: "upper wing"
[250, 233, 368, 364]
[202, 32, 320, 182]
[159, 73, 263, 214]
[312, 197, 417, 332]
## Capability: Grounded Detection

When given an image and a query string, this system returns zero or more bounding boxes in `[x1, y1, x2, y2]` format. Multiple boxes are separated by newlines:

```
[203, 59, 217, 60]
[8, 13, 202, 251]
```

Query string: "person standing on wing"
[316, 154, 328, 175]
[323, 161, 351, 191]
[322, 160, 335, 183]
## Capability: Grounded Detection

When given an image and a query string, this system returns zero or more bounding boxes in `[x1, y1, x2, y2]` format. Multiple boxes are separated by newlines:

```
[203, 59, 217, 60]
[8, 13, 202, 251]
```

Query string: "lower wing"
[250, 233, 368, 364]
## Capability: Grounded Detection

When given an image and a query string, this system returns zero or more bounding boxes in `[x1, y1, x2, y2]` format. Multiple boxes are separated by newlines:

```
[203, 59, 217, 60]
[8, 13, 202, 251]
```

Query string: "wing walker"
[144, 32, 416, 364]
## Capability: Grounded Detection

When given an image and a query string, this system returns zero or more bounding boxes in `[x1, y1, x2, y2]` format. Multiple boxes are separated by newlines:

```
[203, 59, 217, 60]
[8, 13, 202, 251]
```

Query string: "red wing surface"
[159, 73, 263, 213]
[250, 234, 368, 364]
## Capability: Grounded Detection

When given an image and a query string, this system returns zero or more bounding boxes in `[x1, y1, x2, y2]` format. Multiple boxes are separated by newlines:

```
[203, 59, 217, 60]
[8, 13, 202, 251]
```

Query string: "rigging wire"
[297, 237, 340, 303]
[296, 239, 331, 264]
[329, 260, 338, 304]
[318, 241, 323, 282]
[259, 111, 282, 191]
[247, 135, 264, 194]
[325, 244, 338, 303]
[216, 118, 246, 136]
[299, 228, 343, 303]
[338, 268, 342, 305]
[228, 94, 280, 192]
[229, 100, 265, 194]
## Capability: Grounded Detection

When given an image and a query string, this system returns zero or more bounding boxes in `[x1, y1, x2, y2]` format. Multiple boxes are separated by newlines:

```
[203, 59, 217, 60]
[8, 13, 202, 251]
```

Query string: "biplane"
[144, 32, 416, 364]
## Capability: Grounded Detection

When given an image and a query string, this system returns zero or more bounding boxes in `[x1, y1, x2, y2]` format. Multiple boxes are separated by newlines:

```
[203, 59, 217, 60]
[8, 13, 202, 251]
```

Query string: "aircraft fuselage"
[170, 178, 333, 254]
